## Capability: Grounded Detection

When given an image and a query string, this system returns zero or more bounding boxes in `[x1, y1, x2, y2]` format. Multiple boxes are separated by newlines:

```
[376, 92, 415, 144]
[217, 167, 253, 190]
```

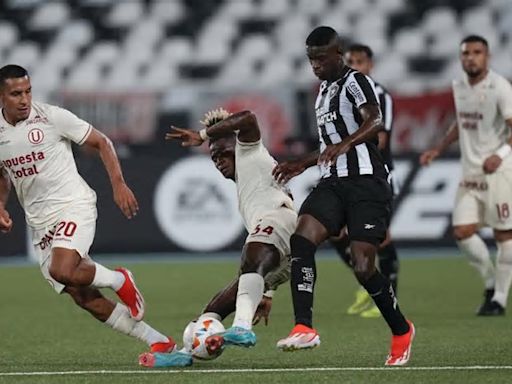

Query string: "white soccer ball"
[183, 317, 225, 360]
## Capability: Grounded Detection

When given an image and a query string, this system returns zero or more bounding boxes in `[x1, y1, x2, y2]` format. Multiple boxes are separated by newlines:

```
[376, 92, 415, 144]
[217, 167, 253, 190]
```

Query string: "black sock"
[378, 241, 399, 294]
[362, 271, 409, 335]
[290, 234, 317, 328]
[330, 236, 352, 268]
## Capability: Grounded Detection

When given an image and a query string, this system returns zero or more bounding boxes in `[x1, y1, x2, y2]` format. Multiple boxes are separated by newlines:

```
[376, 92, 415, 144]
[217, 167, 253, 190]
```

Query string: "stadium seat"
[258, 56, 294, 86]
[296, 0, 328, 17]
[149, 0, 185, 25]
[258, 0, 290, 18]
[5, 41, 40, 70]
[220, 0, 256, 20]
[0, 21, 19, 51]
[107, 1, 144, 28]
[159, 38, 194, 64]
[393, 27, 426, 57]
[54, 20, 94, 48]
[421, 7, 458, 37]
[84, 41, 120, 67]
[66, 62, 103, 89]
[30, 1, 70, 30]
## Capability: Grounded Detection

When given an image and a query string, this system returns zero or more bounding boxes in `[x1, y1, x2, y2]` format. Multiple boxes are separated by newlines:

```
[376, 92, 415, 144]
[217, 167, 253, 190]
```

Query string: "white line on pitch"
[1, 366, 512, 376]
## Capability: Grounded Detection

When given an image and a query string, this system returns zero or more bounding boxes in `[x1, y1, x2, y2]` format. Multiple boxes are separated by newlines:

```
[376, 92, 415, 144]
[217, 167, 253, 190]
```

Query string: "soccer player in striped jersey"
[273, 26, 414, 366]
[421, 35, 512, 316]
[330, 44, 400, 319]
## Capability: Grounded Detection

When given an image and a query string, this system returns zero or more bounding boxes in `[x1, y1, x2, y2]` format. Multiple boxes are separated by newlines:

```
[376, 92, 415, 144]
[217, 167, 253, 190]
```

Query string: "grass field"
[1, 254, 511, 384]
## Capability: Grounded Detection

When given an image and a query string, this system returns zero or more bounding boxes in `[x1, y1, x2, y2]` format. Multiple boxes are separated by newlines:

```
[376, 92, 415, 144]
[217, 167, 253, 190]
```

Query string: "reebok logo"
[364, 224, 375, 230]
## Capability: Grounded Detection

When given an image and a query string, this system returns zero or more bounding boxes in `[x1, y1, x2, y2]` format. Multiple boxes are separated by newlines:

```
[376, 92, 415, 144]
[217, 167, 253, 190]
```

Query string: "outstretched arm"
[166, 110, 260, 147]
[83, 128, 139, 219]
[202, 110, 260, 143]
[272, 150, 320, 184]
[419, 121, 459, 166]
[0, 167, 13, 233]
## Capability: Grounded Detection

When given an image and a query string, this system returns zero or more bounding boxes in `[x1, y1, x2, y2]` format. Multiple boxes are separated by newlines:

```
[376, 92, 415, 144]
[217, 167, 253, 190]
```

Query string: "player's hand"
[0, 206, 13, 233]
[165, 126, 204, 147]
[272, 161, 305, 184]
[317, 142, 351, 167]
[113, 182, 139, 219]
[419, 148, 440, 166]
[253, 296, 272, 326]
[483, 155, 502, 174]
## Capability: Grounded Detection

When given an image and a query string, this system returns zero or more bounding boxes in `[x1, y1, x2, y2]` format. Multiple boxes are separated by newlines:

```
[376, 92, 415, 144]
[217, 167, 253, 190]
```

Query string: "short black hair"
[347, 43, 373, 59]
[0, 65, 29, 88]
[461, 35, 489, 48]
[306, 26, 340, 47]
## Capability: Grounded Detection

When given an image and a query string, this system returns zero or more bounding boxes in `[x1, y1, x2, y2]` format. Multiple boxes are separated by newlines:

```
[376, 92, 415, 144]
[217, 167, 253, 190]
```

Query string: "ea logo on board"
[154, 156, 244, 251]
[28, 128, 44, 145]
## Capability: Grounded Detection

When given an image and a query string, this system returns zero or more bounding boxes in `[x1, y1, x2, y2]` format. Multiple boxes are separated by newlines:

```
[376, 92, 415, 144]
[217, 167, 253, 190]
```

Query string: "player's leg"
[482, 172, 512, 315]
[207, 243, 280, 348]
[453, 185, 494, 314]
[278, 180, 344, 351]
[350, 240, 410, 335]
[140, 280, 240, 368]
[330, 229, 351, 267]
[49, 247, 145, 320]
[487, 229, 512, 315]
[63, 286, 174, 352]
[331, 231, 374, 315]
[47, 208, 145, 320]
[378, 231, 399, 294]
[202, 278, 239, 321]
[230, 242, 280, 330]
[347, 177, 413, 366]
[359, 231, 400, 319]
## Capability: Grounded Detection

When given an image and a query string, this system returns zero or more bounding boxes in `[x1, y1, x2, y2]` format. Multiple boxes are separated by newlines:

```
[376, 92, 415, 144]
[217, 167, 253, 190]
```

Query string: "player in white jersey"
[139, 108, 297, 368]
[0, 65, 177, 356]
[421, 35, 512, 316]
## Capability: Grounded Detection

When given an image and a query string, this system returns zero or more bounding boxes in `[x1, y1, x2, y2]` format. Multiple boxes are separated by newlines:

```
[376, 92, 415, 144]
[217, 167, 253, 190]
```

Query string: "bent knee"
[453, 225, 478, 241]
[352, 256, 376, 283]
[48, 264, 73, 285]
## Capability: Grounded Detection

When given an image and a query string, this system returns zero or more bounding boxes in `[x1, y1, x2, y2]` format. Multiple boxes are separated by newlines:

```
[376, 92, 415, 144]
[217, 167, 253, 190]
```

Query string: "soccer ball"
[182, 317, 225, 360]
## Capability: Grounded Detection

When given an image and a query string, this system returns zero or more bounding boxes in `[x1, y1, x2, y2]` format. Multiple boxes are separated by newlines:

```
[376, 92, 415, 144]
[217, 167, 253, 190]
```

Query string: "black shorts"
[299, 176, 392, 246]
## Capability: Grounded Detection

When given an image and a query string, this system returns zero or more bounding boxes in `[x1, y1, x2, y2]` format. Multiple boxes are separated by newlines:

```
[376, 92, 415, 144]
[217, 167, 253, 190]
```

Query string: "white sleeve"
[236, 138, 262, 153]
[52, 106, 92, 145]
[498, 78, 512, 121]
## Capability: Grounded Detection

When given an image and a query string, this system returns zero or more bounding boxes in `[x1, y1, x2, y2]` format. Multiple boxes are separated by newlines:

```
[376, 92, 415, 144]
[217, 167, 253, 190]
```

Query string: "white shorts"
[245, 207, 297, 289]
[453, 172, 512, 230]
[30, 203, 97, 293]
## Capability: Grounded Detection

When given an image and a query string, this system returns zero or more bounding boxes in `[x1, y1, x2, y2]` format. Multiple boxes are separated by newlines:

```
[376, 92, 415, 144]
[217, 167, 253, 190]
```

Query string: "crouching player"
[139, 108, 296, 367]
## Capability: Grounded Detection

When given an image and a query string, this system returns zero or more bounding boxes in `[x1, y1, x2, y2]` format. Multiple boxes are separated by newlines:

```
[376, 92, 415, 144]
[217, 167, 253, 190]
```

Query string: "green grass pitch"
[0, 254, 511, 384]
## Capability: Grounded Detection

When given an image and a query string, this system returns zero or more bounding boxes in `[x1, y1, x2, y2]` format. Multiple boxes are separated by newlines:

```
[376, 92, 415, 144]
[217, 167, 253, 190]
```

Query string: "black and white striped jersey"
[315, 67, 387, 179]
[374, 82, 394, 170]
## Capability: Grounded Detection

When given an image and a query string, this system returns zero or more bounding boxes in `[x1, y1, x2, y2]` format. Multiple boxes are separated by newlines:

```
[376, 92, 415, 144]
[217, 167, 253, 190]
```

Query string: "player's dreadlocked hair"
[200, 107, 232, 128]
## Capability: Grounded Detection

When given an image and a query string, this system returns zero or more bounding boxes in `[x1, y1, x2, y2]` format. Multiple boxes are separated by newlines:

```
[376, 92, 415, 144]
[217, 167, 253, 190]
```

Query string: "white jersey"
[235, 139, 294, 231]
[453, 70, 512, 176]
[0, 102, 96, 229]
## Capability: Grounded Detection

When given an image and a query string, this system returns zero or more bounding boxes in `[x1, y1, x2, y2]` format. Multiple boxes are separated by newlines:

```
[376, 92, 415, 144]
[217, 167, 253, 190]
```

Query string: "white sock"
[91, 263, 125, 291]
[457, 235, 495, 289]
[198, 312, 222, 322]
[232, 273, 264, 330]
[493, 240, 512, 307]
[105, 303, 168, 346]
